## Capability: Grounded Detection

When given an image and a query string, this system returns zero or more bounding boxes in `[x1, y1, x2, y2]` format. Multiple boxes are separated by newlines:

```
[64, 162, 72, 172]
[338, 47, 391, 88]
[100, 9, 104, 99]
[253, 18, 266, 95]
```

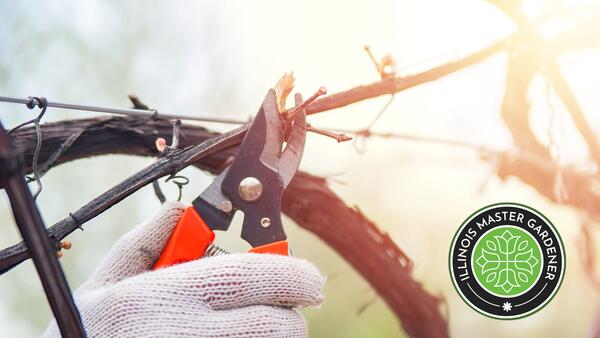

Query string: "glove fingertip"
[133, 200, 186, 260]
[142, 201, 186, 238]
[284, 256, 326, 307]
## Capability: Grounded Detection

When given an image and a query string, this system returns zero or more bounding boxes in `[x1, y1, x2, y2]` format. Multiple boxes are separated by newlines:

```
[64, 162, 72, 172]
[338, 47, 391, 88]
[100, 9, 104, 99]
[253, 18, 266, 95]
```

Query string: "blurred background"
[1, 0, 600, 337]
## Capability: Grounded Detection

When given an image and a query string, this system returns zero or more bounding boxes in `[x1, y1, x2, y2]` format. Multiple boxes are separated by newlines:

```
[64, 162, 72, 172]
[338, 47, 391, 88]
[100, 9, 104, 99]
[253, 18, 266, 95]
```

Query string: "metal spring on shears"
[204, 244, 229, 257]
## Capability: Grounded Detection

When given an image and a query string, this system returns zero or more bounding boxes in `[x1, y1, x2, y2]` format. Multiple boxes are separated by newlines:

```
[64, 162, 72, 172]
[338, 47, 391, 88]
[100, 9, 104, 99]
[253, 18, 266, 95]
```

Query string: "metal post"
[0, 119, 86, 337]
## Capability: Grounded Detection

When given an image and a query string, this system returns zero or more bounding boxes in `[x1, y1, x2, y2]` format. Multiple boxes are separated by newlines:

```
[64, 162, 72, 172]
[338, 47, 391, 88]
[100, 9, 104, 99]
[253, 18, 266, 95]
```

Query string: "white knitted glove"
[42, 201, 324, 338]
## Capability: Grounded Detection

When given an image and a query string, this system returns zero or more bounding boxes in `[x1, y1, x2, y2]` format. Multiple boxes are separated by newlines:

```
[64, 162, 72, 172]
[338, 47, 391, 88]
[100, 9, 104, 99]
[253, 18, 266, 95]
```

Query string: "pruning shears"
[152, 89, 306, 269]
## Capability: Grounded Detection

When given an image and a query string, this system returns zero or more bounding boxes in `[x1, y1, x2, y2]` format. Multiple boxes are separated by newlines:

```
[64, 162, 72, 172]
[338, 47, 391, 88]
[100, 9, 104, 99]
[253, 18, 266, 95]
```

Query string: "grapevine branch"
[490, 0, 600, 170]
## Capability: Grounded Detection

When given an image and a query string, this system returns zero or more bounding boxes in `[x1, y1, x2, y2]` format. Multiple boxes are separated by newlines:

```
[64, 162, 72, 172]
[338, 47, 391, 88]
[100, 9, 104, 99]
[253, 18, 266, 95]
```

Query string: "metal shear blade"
[279, 93, 307, 188]
[192, 89, 306, 247]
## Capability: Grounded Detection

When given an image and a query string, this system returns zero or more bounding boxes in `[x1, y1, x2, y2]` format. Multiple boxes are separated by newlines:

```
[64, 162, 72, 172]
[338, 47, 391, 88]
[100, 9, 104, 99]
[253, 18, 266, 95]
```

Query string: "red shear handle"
[249, 241, 289, 255]
[152, 207, 215, 270]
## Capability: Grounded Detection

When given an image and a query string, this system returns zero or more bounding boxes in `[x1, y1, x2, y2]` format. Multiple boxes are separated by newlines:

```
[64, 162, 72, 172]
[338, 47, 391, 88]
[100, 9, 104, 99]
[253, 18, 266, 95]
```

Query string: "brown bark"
[306, 37, 509, 115]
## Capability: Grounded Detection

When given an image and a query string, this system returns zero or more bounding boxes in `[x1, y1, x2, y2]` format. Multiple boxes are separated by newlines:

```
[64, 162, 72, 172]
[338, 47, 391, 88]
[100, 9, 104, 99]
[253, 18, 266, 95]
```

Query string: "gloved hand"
[42, 201, 325, 338]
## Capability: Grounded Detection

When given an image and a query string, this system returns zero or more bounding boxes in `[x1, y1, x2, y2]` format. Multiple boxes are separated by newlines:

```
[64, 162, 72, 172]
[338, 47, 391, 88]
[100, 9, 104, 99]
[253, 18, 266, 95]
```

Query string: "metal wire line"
[1, 95, 495, 154]
[0, 95, 246, 125]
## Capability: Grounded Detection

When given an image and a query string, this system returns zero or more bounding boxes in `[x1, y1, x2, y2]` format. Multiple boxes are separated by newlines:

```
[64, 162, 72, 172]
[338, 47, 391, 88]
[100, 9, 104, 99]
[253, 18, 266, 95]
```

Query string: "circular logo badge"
[449, 203, 565, 319]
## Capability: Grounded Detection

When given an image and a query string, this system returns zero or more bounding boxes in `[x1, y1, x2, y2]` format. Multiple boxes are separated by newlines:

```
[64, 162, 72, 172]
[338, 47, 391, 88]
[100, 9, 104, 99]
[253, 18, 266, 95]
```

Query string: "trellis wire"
[0, 95, 246, 125]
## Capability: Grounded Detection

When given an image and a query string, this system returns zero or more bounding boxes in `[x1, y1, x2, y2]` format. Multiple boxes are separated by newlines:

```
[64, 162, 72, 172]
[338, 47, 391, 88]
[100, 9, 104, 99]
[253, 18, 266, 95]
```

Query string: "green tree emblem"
[472, 226, 543, 296]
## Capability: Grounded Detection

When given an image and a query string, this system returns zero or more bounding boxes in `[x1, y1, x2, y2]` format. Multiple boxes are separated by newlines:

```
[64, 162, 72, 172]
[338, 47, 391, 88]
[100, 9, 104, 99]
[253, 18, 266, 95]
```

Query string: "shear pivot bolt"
[239, 177, 263, 202]
[220, 200, 233, 213]
[261, 217, 271, 228]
